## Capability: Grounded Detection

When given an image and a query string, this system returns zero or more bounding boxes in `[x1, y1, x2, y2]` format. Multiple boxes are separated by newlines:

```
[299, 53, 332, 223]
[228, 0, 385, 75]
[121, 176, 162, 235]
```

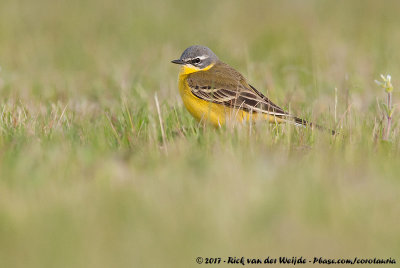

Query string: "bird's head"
[171, 45, 219, 73]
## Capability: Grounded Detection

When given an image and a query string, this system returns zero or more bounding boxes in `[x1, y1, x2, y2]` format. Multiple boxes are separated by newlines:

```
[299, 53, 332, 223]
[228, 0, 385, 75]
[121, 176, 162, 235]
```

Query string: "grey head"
[171, 45, 219, 69]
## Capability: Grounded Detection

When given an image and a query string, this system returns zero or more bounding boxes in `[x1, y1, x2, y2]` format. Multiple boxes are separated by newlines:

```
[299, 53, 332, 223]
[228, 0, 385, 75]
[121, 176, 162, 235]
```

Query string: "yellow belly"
[179, 78, 231, 127]
[178, 70, 283, 127]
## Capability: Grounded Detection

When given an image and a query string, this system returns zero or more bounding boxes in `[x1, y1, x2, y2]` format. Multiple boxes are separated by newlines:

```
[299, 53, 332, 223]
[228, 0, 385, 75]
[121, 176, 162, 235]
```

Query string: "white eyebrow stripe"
[184, 55, 209, 63]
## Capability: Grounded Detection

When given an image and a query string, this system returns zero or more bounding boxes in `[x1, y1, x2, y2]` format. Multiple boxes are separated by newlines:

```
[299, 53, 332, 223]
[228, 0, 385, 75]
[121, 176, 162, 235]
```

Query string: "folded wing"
[187, 61, 293, 120]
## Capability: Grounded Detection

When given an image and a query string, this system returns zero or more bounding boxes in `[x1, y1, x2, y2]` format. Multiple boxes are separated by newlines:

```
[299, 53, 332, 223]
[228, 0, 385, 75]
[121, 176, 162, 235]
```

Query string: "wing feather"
[187, 61, 290, 118]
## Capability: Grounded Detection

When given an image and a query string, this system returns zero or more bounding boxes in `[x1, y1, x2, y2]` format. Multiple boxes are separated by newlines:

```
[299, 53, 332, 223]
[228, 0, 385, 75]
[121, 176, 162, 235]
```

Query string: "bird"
[171, 45, 333, 133]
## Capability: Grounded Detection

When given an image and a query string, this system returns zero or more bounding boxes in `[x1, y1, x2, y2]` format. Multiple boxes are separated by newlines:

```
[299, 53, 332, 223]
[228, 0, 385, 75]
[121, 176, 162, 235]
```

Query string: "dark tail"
[293, 117, 336, 135]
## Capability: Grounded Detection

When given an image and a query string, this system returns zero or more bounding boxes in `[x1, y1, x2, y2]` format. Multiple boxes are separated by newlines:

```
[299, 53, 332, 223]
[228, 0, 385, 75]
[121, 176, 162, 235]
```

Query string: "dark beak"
[171, 59, 185, 65]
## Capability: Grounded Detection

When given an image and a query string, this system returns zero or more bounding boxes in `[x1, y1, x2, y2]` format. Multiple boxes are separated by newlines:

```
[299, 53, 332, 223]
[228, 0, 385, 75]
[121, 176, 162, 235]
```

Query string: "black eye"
[192, 58, 201, 64]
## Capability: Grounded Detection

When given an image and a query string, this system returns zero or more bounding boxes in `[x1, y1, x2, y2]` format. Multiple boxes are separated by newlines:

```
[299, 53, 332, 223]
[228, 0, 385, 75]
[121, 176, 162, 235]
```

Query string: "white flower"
[376, 74, 393, 92]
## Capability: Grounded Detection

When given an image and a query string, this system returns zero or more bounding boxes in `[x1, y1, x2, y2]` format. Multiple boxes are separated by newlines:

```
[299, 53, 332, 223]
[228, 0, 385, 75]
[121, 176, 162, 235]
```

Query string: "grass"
[1, 0, 400, 267]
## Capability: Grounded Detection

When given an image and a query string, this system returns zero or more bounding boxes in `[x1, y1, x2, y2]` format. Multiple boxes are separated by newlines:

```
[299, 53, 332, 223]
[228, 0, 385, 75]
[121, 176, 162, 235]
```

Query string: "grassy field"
[0, 0, 400, 267]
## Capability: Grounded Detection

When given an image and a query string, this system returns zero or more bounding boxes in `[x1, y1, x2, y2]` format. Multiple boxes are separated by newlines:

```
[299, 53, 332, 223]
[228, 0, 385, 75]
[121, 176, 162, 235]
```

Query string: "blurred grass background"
[0, 0, 400, 267]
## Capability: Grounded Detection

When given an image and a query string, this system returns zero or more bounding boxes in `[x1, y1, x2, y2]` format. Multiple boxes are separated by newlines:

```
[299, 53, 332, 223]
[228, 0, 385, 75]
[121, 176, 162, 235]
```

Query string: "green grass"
[0, 0, 400, 267]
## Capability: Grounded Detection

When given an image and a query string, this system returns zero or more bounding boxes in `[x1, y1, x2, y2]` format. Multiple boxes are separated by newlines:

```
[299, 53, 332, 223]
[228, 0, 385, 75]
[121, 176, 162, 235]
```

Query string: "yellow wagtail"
[172, 45, 333, 133]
